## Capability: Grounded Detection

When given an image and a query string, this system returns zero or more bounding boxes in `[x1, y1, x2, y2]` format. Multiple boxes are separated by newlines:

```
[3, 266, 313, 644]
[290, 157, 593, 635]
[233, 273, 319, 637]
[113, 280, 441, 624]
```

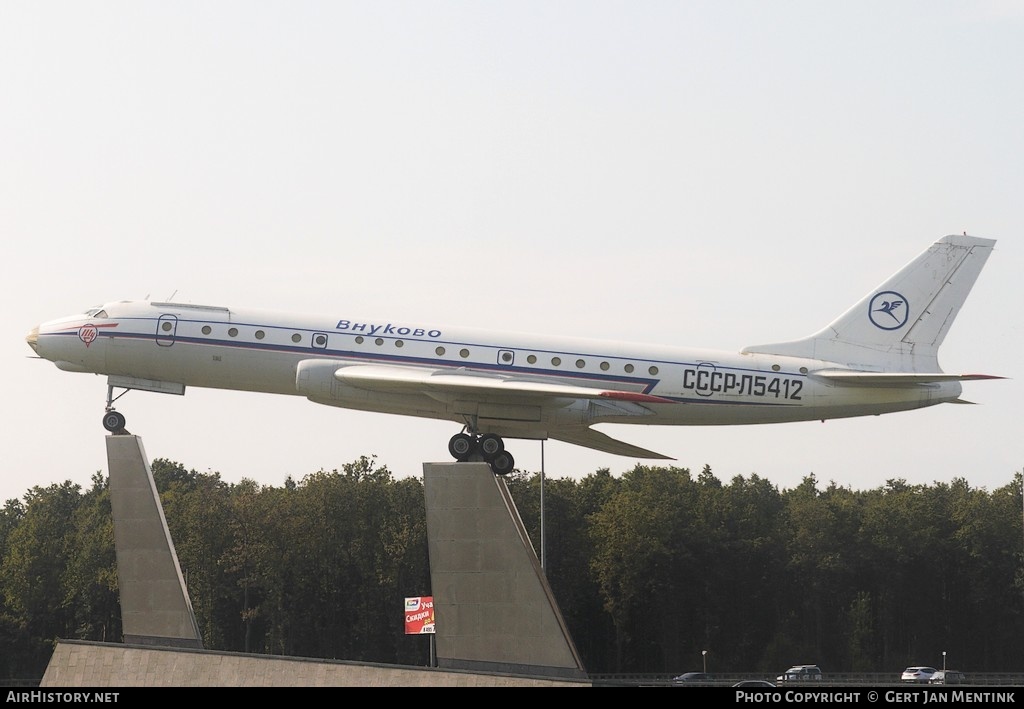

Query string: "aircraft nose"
[26, 326, 39, 354]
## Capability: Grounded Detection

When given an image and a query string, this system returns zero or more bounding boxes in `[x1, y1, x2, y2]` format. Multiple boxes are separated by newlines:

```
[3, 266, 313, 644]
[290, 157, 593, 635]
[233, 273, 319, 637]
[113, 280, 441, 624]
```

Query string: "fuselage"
[26, 300, 962, 440]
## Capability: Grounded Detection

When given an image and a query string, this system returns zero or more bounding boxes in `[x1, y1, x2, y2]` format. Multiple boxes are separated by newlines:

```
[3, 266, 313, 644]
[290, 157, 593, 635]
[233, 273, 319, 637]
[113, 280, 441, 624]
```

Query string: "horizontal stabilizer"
[549, 427, 674, 459]
[813, 370, 1006, 387]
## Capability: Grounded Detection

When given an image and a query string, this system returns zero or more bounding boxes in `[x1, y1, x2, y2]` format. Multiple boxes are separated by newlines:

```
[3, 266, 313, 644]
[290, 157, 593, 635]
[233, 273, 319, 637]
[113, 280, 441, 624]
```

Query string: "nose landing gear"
[102, 410, 127, 434]
[448, 430, 516, 476]
[102, 383, 129, 435]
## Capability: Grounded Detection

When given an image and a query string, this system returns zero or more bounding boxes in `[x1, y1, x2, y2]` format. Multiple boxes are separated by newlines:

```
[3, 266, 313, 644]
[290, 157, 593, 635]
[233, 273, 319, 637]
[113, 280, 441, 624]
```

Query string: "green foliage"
[0, 470, 120, 664]
[3, 457, 1024, 682]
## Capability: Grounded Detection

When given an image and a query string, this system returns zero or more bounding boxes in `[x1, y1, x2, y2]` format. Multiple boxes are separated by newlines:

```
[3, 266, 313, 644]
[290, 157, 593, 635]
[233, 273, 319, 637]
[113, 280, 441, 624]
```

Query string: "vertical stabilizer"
[742, 235, 996, 372]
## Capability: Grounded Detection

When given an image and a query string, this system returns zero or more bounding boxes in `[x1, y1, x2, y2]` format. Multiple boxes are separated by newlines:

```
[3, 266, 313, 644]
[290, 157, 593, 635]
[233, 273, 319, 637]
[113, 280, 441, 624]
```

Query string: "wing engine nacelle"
[295, 359, 372, 404]
[295, 359, 449, 421]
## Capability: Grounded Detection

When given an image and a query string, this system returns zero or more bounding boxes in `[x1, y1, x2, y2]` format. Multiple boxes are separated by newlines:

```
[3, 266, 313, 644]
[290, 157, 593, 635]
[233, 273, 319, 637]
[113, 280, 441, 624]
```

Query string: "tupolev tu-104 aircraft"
[26, 234, 1002, 475]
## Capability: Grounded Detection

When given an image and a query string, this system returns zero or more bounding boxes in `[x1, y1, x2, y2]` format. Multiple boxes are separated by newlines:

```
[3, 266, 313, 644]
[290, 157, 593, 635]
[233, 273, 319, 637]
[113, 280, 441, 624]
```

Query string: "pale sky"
[3, 1, 1022, 505]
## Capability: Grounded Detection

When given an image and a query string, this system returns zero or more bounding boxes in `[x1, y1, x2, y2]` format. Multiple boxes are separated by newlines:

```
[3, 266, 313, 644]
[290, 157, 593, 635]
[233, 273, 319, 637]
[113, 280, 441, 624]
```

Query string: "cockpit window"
[85, 308, 108, 318]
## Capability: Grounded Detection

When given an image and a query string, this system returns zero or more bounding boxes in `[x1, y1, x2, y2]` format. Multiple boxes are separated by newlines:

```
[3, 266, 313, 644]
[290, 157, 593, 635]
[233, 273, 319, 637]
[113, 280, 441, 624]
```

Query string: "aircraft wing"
[331, 364, 676, 459]
[548, 427, 675, 459]
[333, 364, 674, 404]
[813, 370, 1006, 386]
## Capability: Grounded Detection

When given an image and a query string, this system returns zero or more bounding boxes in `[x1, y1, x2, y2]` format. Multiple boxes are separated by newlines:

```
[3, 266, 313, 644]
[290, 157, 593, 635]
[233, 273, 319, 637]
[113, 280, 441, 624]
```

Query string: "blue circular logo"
[868, 291, 909, 330]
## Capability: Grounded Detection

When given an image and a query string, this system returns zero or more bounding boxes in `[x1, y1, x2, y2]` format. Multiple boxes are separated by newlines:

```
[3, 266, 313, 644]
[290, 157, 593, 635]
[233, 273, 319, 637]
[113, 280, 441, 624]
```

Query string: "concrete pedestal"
[423, 462, 586, 680]
[106, 434, 203, 648]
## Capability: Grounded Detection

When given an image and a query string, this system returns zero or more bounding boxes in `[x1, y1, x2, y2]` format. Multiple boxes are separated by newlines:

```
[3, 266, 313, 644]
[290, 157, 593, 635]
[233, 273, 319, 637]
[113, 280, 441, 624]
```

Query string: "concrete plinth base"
[41, 639, 590, 687]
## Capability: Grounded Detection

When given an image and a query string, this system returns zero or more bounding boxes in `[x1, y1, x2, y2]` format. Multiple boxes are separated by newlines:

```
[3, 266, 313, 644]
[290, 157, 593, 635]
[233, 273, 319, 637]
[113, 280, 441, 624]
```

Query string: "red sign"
[404, 596, 435, 635]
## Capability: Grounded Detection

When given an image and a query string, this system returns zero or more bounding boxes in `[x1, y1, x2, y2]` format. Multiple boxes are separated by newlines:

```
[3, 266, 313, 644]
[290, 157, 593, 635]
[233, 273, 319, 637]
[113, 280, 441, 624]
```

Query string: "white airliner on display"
[26, 234, 1002, 475]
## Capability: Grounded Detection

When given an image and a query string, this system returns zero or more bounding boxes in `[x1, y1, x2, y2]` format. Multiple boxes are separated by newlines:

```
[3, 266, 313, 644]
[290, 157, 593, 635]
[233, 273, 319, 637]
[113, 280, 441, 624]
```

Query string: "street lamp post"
[702, 650, 707, 674]
[943, 652, 946, 672]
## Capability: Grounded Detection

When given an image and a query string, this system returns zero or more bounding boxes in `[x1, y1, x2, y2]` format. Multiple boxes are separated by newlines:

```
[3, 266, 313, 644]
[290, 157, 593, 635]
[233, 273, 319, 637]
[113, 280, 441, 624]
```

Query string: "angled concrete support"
[41, 450, 595, 685]
[106, 434, 203, 648]
[423, 462, 587, 680]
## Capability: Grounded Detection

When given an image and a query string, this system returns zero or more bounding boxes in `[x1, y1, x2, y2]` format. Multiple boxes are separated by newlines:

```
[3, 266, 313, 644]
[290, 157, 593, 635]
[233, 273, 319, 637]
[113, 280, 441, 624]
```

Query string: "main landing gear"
[448, 430, 515, 476]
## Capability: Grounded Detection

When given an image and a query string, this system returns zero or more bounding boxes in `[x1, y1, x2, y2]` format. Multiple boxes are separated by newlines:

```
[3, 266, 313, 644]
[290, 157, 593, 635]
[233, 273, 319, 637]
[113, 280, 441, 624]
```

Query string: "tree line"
[2, 456, 1023, 682]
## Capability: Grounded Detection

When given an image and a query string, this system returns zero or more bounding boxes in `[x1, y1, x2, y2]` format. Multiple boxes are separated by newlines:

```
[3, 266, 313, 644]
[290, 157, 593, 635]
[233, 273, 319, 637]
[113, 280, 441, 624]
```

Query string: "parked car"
[734, 680, 777, 688]
[928, 670, 965, 685]
[673, 671, 714, 684]
[901, 666, 939, 683]
[777, 665, 823, 682]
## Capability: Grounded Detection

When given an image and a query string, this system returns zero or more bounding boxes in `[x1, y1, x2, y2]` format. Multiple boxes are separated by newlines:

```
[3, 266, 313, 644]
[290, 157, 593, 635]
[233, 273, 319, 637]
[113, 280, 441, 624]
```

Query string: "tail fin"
[742, 234, 996, 372]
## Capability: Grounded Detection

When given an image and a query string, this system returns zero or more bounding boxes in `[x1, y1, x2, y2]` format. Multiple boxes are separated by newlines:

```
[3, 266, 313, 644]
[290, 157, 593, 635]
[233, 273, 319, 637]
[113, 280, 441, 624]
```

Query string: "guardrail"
[590, 673, 1024, 687]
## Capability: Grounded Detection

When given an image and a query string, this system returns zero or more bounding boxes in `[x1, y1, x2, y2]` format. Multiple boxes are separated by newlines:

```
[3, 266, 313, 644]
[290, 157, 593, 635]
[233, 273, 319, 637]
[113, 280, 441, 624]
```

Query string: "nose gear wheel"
[102, 410, 127, 433]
